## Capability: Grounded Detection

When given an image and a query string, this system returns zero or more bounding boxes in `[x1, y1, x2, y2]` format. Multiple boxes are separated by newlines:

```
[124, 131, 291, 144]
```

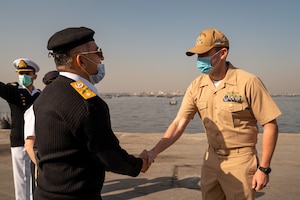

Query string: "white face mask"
[81, 56, 105, 84]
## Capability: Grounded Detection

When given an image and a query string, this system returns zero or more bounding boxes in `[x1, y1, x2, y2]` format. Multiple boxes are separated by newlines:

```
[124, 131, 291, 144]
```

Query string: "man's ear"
[75, 54, 86, 68]
[220, 48, 228, 59]
[32, 74, 37, 80]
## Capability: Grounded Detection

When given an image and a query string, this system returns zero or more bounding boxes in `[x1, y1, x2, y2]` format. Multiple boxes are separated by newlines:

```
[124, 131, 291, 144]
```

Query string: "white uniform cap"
[13, 58, 40, 73]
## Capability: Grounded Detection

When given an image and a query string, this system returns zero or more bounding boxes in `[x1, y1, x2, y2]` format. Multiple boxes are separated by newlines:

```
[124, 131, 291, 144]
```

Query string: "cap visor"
[186, 52, 195, 56]
[185, 46, 213, 56]
[16, 69, 34, 72]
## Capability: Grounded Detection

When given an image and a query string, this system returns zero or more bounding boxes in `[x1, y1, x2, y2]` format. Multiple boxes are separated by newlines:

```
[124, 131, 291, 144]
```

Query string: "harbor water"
[0, 95, 299, 133]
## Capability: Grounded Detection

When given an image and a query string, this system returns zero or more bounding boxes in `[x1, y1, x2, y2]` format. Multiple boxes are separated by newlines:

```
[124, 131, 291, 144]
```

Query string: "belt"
[212, 146, 255, 156]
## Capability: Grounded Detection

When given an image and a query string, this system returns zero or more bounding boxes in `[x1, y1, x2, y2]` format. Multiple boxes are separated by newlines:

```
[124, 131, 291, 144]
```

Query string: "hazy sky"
[0, 1, 299, 94]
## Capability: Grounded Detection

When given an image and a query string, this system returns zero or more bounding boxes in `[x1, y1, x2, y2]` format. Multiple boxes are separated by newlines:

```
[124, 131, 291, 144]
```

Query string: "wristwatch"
[258, 166, 272, 175]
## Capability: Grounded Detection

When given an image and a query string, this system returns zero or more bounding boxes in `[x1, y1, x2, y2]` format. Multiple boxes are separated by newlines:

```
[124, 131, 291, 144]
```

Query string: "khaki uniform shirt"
[177, 63, 281, 149]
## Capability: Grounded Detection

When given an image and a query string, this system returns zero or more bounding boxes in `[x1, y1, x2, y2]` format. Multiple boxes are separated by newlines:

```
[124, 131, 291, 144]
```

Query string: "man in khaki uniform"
[146, 28, 281, 200]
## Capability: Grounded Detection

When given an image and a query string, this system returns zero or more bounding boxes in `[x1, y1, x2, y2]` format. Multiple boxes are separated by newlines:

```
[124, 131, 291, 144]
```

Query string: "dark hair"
[215, 47, 229, 52]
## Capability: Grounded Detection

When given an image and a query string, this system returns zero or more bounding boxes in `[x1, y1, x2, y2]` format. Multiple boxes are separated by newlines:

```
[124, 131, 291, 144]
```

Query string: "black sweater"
[34, 76, 142, 200]
[0, 82, 40, 147]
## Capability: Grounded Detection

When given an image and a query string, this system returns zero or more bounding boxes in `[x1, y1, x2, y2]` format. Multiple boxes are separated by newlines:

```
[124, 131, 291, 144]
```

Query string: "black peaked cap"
[42, 70, 59, 85]
[47, 27, 95, 53]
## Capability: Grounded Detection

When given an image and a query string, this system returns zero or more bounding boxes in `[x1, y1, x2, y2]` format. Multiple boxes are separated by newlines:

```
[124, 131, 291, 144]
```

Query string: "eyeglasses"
[78, 49, 103, 58]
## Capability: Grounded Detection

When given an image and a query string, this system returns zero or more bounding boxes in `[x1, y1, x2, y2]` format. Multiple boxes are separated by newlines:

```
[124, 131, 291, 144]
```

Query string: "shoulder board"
[70, 81, 97, 100]
[7, 82, 19, 87]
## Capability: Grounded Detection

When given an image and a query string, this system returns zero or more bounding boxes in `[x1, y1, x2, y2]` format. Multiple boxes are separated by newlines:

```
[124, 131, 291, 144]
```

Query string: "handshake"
[138, 149, 156, 173]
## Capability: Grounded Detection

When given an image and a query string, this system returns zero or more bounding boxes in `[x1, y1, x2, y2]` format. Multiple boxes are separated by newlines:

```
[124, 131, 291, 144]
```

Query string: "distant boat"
[169, 98, 177, 105]
[101, 94, 113, 99]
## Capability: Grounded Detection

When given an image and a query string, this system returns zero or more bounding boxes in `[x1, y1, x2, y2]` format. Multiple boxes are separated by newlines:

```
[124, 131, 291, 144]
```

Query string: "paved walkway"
[1, 130, 299, 200]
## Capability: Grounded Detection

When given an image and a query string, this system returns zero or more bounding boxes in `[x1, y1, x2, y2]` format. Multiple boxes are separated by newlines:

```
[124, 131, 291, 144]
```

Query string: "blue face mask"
[196, 50, 221, 74]
[19, 75, 32, 86]
[90, 64, 105, 84]
[81, 56, 105, 85]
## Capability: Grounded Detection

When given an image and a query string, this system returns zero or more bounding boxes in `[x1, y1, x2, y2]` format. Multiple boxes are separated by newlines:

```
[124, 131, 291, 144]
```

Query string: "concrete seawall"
[1, 129, 299, 200]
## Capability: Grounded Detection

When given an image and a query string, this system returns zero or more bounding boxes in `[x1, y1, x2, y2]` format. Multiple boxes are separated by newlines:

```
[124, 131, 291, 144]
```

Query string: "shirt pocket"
[219, 103, 244, 127]
[196, 101, 208, 119]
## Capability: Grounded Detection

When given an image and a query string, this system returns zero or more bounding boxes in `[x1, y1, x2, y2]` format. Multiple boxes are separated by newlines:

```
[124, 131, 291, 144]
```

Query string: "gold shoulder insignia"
[70, 81, 97, 100]
[7, 82, 19, 87]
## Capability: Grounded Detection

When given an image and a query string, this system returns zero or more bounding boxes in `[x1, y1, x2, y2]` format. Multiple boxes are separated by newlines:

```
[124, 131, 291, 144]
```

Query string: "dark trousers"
[31, 161, 36, 199]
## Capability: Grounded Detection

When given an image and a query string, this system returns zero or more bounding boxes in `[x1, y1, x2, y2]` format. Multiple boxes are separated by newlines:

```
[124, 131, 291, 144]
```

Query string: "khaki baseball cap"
[186, 28, 229, 56]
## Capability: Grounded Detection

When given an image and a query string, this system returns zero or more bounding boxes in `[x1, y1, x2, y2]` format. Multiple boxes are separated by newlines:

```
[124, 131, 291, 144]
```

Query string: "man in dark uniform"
[24, 70, 59, 189]
[25, 70, 59, 165]
[33, 27, 148, 200]
[0, 58, 40, 200]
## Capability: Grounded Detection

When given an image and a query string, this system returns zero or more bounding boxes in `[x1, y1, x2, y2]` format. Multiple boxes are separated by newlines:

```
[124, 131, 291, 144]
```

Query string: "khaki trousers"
[201, 146, 258, 200]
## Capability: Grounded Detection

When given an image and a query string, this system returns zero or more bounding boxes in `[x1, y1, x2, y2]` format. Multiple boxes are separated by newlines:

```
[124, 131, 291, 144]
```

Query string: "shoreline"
[1, 130, 300, 199]
[2, 129, 300, 143]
